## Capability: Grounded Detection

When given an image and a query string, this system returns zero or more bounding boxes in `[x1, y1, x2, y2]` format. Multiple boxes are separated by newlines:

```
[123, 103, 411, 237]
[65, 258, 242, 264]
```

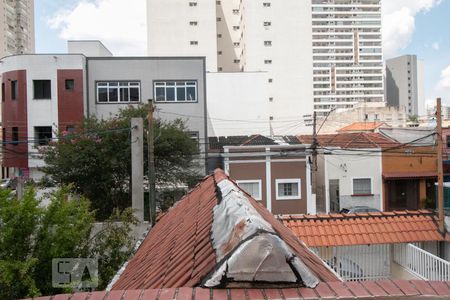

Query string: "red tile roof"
[338, 122, 387, 133]
[298, 132, 399, 149]
[111, 169, 339, 290]
[280, 211, 444, 247]
[29, 280, 450, 299]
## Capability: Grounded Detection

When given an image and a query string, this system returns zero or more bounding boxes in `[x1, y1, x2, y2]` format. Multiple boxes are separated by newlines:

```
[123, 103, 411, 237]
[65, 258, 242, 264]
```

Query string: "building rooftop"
[298, 132, 399, 149]
[279, 211, 444, 247]
[338, 122, 387, 133]
[110, 169, 338, 291]
[30, 280, 450, 299]
[209, 135, 301, 151]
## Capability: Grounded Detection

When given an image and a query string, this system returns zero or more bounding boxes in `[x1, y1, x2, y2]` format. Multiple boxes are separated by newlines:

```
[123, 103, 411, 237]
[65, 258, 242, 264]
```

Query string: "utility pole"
[311, 112, 318, 213]
[436, 98, 445, 233]
[147, 100, 156, 226]
[131, 118, 144, 222]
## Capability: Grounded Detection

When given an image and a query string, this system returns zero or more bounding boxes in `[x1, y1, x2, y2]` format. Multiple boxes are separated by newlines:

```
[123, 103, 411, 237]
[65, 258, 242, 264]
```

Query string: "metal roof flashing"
[204, 179, 319, 288]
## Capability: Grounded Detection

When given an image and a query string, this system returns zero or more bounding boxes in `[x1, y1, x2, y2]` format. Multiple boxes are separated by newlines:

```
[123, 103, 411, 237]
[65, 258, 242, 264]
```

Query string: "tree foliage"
[0, 188, 138, 299]
[41, 104, 202, 220]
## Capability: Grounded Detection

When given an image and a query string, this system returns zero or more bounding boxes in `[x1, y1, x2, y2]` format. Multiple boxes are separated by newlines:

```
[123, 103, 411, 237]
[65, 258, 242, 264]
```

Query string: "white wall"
[206, 72, 270, 136]
[325, 150, 383, 211]
[147, 0, 218, 71]
[67, 40, 113, 57]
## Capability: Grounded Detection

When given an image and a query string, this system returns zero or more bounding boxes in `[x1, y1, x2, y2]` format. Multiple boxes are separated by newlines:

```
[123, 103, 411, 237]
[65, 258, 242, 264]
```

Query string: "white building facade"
[312, 0, 384, 116]
[0, 0, 35, 57]
[147, 0, 314, 135]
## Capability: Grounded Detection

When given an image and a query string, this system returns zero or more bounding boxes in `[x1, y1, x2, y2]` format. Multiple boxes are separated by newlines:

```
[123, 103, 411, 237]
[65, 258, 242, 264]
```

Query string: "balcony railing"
[394, 243, 450, 281]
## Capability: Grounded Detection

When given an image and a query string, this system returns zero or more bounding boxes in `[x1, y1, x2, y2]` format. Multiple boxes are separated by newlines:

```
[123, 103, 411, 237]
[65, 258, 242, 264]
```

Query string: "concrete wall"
[68, 40, 113, 57]
[325, 150, 383, 212]
[206, 72, 270, 136]
[86, 57, 208, 161]
[147, 0, 218, 71]
[386, 55, 424, 116]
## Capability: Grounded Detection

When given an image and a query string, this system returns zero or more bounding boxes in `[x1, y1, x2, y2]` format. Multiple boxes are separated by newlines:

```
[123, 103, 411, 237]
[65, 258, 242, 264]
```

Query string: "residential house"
[299, 133, 398, 212]
[1, 41, 208, 180]
[40, 170, 450, 299]
[281, 211, 449, 282]
[208, 135, 314, 215]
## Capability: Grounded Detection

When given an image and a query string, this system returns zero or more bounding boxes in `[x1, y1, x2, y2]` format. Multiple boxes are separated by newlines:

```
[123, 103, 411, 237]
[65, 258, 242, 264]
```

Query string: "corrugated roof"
[298, 132, 399, 149]
[111, 169, 339, 290]
[280, 211, 444, 247]
[338, 122, 387, 133]
[29, 280, 450, 299]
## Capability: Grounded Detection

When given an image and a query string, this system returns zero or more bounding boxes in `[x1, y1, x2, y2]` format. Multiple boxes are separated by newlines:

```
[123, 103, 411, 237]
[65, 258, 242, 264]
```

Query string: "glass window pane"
[166, 87, 175, 101]
[155, 87, 165, 101]
[109, 88, 118, 102]
[353, 179, 371, 194]
[109, 82, 119, 86]
[98, 88, 108, 102]
[166, 82, 175, 86]
[239, 182, 260, 199]
[120, 88, 129, 102]
[176, 87, 186, 101]
[97, 82, 108, 87]
[119, 82, 128, 86]
[186, 87, 196, 101]
[130, 88, 140, 102]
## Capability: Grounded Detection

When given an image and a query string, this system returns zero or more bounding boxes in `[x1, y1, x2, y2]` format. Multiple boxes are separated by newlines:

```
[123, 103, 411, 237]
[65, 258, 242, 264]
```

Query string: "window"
[352, 178, 372, 195]
[269, 97, 273, 102]
[233, 42, 240, 47]
[447, 136, 450, 148]
[96, 82, 140, 103]
[264, 60, 272, 64]
[216, 1, 221, 4]
[189, 21, 198, 26]
[276, 179, 301, 200]
[190, 41, 198, 45]
[1, 83, 4, 102]
[33, 80, 51, 99]
[217, 51, 223, 55]
[189, 131, 200, 150]
[217, 17, 222, 21]
[217, 34, 222, 38]
[12, 127, 19, 146]
[234, 59, 240, 64]
[264, 21, 271, 27]
[189, 2, 197, 7]
[268, 78, 273, 83]
[233, 26, 240, 30]
[66, 125, 75, 133]
[11, 80, 17, 100]
[154, 81, 197, 102]
[237, 180, 262, 201]
[232, 9, 239, 14]
[264, 41, 272, 46]
[263, 2, 271, 7]
[65, 79, 74, 91]
[34, 126, 53, 146]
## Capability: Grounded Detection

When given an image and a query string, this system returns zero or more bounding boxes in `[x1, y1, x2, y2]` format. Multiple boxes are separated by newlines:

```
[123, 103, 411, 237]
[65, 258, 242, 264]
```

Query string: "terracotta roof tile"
[111, 170, 338, 291]
[298, 132, 399, 149]
[338, 121, 387, 132]
[280, 211, 444, 247]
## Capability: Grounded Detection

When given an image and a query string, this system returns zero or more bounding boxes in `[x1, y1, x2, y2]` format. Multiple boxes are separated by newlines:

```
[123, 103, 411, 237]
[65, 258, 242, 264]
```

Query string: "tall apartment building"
[147, 0, 314, 135]
[0, 0, 35, 57]
[311, 0, 384, 116]
[386, 55, 425, 117]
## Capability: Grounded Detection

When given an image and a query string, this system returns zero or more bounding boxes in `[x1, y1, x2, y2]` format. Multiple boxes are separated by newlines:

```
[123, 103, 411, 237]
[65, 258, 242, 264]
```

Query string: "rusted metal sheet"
[204, 179, 319, 288]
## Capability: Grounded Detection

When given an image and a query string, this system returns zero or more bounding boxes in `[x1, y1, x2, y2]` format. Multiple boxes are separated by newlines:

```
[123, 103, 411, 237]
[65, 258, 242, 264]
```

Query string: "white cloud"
[432, 42, 440, 50]
[48, 0, 147, 56]
[382, 0, 442, 58]
[438, 66, 450, 89]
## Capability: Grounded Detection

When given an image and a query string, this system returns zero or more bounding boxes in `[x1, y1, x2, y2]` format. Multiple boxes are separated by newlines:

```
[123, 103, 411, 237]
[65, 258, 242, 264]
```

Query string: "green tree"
[0, 188, 138, 299]
[41, 104, 202, 220]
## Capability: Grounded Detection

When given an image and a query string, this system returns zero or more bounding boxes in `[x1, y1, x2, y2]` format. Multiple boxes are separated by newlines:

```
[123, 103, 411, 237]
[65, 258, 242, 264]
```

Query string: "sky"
[35, 0, 450, 112]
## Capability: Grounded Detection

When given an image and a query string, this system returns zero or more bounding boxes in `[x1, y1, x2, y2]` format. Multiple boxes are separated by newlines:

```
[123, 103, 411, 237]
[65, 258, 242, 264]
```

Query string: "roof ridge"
[241, 134, 263, 146]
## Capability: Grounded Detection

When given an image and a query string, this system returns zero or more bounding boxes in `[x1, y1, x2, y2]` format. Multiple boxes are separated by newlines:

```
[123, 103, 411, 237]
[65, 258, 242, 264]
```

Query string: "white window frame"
[96, 81, 141, 103]
[236, 180, 262, 201]
[154, 81, 198, 103]
[351, 177, 373, 196]
[276, 179, 301, 200]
